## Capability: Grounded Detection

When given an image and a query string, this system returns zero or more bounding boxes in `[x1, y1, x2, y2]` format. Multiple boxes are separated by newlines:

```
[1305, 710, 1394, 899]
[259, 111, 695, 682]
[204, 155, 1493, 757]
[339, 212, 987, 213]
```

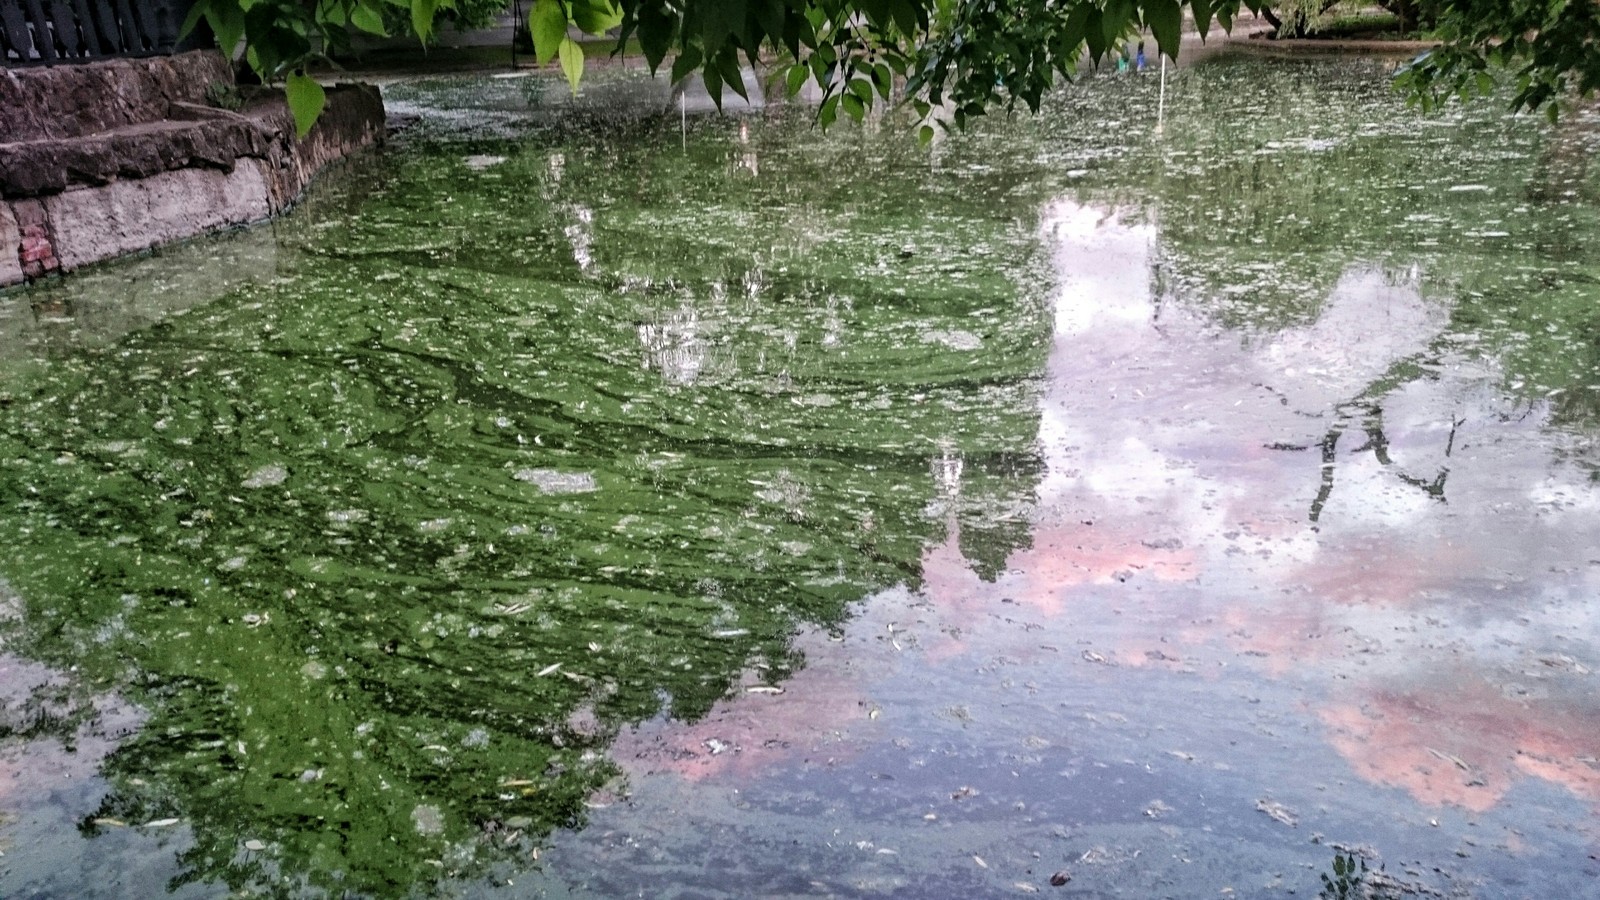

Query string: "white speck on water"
[464, 154, 508, 170]
[513, 469, 598, 494]
[242, 464, 288, 488]
[418, 518, 452, 533]
[1447, 184, 1491, 192]
[922, 329, 983, 351]
[412, 804, 445, 835]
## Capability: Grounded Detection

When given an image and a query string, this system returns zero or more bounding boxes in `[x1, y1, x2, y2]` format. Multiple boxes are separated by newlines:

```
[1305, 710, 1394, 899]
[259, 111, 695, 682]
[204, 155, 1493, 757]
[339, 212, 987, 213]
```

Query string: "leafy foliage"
[187, 0, 1600, 136]
[1318, 850, 1390, 899]
[1396, 0, 1600, 120]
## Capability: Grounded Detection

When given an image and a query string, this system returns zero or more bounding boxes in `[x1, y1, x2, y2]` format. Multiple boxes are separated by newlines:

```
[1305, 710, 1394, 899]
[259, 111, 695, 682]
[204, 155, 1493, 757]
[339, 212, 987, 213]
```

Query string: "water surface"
[0, 56, 1597, 898]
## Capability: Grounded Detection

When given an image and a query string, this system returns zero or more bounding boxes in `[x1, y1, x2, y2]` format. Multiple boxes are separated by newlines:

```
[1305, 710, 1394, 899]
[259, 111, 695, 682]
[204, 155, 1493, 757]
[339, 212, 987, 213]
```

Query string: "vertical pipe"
[510, 0, 519, 68]
[1156, 54, 1167, 135]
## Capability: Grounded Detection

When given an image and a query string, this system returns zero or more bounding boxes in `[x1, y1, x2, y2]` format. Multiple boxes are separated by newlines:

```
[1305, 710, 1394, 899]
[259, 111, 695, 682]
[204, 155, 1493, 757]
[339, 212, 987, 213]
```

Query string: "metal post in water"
[510, 0, 520, 69]
[1156, 55, 1167, 135]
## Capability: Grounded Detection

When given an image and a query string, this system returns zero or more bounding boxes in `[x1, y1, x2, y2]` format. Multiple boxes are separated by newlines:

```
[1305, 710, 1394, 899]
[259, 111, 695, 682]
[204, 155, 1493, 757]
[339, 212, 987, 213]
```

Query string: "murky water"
[1, 56, 1598, 898]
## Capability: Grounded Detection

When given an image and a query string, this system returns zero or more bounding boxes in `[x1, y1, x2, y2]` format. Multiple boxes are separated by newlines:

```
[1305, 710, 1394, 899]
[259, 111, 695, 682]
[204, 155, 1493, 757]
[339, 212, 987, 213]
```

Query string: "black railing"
[0, 0, 208, 65]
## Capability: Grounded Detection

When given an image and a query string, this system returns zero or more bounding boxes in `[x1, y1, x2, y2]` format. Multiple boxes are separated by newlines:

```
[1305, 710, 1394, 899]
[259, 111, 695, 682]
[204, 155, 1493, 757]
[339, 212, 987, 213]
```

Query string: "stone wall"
[1, 51, 385, 288]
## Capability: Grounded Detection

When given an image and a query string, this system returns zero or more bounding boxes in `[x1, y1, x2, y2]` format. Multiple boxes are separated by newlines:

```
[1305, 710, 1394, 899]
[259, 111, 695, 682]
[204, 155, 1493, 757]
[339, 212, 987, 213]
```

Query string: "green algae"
[0, 92, 1049, 896]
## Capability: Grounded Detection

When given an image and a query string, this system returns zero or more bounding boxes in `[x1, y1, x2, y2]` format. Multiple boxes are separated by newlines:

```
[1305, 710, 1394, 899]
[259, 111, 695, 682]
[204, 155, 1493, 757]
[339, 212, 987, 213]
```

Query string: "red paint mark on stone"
[20, 233, 53, 264]
[12, 200, 58, 279]
[19, 228, 58, 277]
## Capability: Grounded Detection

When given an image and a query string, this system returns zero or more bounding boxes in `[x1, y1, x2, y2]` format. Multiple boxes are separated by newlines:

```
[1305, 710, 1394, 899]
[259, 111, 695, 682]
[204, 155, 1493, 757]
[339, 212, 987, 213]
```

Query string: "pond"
[1, 54, 1598, 898]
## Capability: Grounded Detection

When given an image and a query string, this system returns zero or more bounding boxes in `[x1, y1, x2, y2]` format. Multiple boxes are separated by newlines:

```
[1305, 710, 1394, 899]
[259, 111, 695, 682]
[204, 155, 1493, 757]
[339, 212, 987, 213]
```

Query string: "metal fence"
[0, 0, 207, 65]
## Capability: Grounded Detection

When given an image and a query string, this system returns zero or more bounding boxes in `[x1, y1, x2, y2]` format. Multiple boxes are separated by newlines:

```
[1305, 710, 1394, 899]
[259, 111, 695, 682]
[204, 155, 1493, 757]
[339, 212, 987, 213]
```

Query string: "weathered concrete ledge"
[1, 51, 385, 288]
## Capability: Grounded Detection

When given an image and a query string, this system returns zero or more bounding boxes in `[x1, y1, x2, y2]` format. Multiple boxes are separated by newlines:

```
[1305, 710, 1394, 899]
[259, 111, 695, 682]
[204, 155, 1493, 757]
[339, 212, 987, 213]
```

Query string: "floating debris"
[922, 329, 984, 351]
[1255, 798, 1298, 827]
[241, 464, 287, 488]
[513, 469, 598, 494]
[412, 805, 445, 836]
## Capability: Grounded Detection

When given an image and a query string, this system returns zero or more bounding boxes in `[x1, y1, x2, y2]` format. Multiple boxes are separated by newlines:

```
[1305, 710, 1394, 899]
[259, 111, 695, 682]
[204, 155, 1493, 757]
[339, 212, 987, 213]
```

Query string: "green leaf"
[697, 1, 741, 55]
[1084, 8, 1108, 63]
[320, 1, 347, 27]
[717, 48, 748, 101]
[284, 72, 326, 139]
[531, 0, 568, 64]
[205, 0, 246, 57]
[917, 124, 934, 145]
[636, 2, 673, 70]
[351, 1, 387, 36]
[1058, 3, 1092, 60]
[410, 0, 437, 42]
[1145, 0, 1181, 60]
[841, 91, 864, 121]
[818, 93, 839, 129]
[753, 0, 784, 46]
[858, 0, 890, 28]
[558, 36, 584, 93]
[888, 0, 919, 35]
[571, 0, 621, 35]
[785, 63, 808, 96]
[1102, 0, 1132, 46]
[872, 62, 893, 99]
[178, 0, 208, 43]
[670, 45, 702, 83]
[702, 59, 723, 108]
[1191, 0, 1214, 38]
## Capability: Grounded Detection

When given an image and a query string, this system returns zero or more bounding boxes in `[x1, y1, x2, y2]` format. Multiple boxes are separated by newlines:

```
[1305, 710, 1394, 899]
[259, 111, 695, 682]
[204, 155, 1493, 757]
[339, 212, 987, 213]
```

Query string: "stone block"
[44, 164, 273, 271]
[0, 204, 22, 287]
[0, 59, 382, 280]
[0, 51, 232, 143]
